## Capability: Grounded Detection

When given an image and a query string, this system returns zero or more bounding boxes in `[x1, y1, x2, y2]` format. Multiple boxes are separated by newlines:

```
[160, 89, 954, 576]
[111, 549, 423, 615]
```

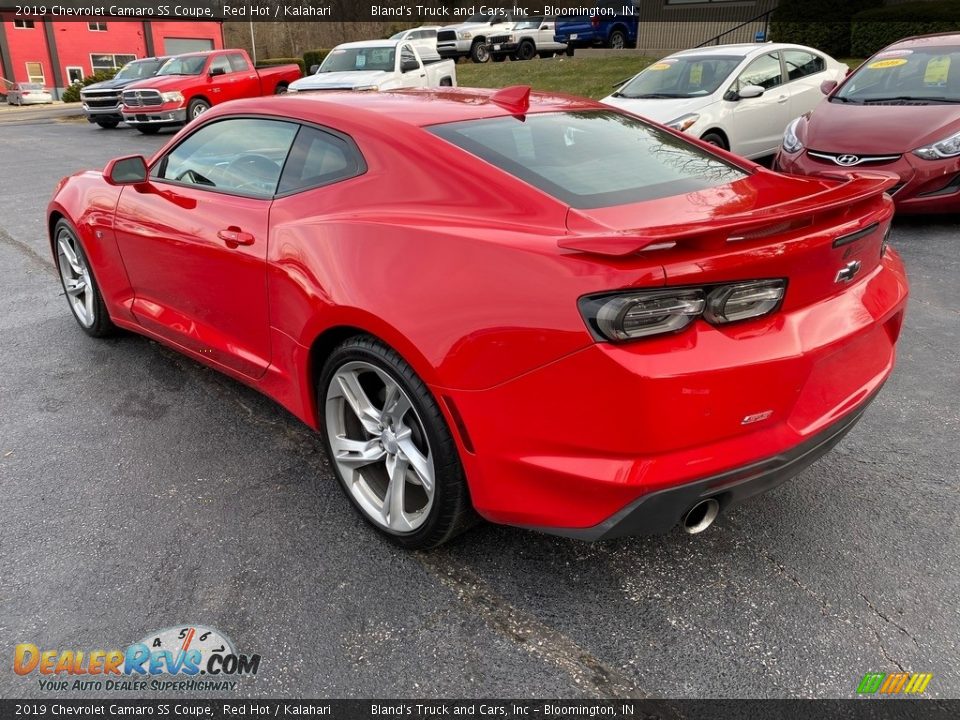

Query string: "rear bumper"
[775, 149, 960, 214]
[443, 250, 908, 535]
[529, 390, 875, 540]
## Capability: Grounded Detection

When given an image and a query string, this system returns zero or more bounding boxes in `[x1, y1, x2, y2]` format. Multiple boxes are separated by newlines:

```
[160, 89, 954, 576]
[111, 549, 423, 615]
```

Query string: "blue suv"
[554, 2, 639, 49]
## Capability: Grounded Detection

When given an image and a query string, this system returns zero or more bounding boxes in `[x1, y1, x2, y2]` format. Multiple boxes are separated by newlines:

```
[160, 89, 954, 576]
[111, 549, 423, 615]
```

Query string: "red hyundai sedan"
[48, 87, 908, 548]
[775, 33, 960, 213]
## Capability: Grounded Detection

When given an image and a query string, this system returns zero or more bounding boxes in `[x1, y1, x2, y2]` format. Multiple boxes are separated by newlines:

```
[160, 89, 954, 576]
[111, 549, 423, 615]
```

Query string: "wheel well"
[307, 325, 367, 397]
[188, 95, 210, 108]
[701, 128, 729, 149]
[48, 211, 64, 254]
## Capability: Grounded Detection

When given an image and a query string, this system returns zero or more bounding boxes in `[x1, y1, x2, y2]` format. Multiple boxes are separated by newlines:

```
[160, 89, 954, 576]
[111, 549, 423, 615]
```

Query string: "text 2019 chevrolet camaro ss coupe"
[48, 86, 909, 548]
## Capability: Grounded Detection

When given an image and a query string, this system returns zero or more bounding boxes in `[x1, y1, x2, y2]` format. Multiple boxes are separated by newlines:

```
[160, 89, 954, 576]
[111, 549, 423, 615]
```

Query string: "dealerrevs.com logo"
[14, 625, 261, 692]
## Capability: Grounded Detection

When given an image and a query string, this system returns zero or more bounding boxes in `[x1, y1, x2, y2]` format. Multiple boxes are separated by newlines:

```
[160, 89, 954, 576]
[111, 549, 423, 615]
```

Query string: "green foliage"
[851, 1, 960, 57]
[257, 57, 306, 74]
[770, 0, 883, 57]
[302, 48, 333, 74]
[60, 69, 118, 103]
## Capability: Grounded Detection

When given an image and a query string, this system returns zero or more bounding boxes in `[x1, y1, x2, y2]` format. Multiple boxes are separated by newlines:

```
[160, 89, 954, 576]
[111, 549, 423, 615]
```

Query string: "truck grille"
[80, 89, 120, 108]
[488, 34, 511, 44]
[437, 30, 457, 42]
[122, 89, 163, 107]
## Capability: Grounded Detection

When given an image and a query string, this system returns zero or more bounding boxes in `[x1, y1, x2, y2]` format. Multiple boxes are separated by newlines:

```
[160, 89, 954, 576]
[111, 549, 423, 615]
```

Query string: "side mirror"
[820, 79, 838, 95]
[309, 64, 320, 74]
[737, 84, 765, 99]
[401, 59, 419, 73]
[104, 155, 148, 185]
[209, 66, 226, 77]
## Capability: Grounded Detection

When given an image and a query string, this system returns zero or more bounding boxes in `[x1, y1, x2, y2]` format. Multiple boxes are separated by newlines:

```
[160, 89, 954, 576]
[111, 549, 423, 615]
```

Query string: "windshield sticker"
[649, 61, 675, 71]
[867, 58, 908, 70]
[924, 56, 950, 84]
[356, 55, 366, 68]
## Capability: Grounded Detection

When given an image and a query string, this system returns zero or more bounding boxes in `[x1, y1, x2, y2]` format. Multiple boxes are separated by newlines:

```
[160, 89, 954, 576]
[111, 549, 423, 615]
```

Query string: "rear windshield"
[428, 110, 746, 209]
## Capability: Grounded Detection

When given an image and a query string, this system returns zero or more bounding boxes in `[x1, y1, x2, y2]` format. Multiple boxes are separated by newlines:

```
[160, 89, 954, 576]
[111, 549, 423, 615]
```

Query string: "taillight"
[579, 280, 787, 342]
[591, 16, 601, 28]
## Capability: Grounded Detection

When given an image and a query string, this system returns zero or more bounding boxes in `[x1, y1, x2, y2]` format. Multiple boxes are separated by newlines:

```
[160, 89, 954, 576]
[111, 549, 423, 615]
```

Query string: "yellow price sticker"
[868, 58, 908, 70]
[649, 62, 673, 71]
[924, 56, 950, 84]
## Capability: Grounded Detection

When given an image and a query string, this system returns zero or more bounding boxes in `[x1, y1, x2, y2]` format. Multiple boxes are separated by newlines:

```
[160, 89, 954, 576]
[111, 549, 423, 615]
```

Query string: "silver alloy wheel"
[56, 227, 95, 328]
[192, 103, 207, 119]
[325, 361, 436, 533]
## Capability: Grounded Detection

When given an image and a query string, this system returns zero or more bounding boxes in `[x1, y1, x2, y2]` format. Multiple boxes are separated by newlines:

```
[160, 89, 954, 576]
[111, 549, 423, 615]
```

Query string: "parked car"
[289, 40, 456, 93]
[603, 43, 848, 159]
[389, 25, 442, 55]
[48, 87, 908, 548]
[6, 82, 53, 105]
[120, 49, 302, 134]
[80, 56, 170, 129]
[487, 16, 571, 62]
[436, 11, 519, 63]
[554, 1, 639, 50]
[775, 33, 960, 213]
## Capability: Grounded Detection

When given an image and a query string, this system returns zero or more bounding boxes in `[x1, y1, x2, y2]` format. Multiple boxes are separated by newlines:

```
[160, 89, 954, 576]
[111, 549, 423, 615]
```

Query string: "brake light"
[591, 16, 600, 28]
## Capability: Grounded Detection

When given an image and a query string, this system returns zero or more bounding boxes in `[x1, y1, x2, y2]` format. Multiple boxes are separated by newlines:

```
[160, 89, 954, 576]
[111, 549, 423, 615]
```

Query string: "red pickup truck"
[121, 49, 301, 134]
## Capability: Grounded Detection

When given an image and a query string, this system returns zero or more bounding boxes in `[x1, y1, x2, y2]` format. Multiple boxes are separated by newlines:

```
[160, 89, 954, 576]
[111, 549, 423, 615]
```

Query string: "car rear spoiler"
[558, 173, 899, 257]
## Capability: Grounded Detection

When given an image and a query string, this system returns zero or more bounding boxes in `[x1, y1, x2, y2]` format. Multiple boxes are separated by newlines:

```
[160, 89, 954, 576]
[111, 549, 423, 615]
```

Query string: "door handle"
[777, 95, 788, 104]
[218, 228, 255, 247]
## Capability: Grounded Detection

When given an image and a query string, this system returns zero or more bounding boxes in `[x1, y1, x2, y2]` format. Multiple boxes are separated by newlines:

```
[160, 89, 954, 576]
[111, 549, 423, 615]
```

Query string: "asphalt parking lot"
[0, 118, 958, 700]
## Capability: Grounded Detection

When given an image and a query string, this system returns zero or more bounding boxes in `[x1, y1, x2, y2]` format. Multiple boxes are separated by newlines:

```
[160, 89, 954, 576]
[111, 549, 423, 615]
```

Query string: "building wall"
[0, 17, 224, 93]
[2, 17, 52, 86]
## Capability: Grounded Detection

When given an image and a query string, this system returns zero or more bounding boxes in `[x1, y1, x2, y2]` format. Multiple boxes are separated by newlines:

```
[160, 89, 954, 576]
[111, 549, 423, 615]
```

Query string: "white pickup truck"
[288, 40, 456, 93]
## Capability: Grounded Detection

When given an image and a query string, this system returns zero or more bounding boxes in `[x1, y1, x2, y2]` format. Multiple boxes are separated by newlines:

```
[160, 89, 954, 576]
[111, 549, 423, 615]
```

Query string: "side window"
[277, 125, 366, 194]
[783, 50, 825, 81]
[152, 118, 299, 198]
[227, 52, 250, 72]
[737, 53, 782, 91]
[209, 55, 232, 75]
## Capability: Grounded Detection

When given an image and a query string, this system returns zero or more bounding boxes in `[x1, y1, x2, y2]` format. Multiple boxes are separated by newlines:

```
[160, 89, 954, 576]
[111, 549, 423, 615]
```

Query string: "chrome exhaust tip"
[681, 498, 720, 534]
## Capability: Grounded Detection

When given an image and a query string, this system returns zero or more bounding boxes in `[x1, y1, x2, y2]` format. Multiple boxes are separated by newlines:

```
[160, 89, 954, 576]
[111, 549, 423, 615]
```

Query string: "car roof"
[670, 42, 822, 59]
[886, 32, 960, 49]
[214, 87, 603, 128]
[334, 39, 402, 49]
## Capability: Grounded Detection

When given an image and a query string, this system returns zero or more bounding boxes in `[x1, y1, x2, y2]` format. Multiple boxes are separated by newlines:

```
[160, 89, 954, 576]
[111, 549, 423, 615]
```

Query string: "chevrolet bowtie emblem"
[836, 259, 862, 283]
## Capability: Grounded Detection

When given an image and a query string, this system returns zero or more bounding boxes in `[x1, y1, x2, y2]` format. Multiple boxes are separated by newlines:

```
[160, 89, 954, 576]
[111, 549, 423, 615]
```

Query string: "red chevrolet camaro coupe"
[48, 86, 908, 548]
[776, 33, 960, 213]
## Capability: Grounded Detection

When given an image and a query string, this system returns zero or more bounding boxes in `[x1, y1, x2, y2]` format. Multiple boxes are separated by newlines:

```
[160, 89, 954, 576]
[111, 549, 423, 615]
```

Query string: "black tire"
[52, 218, 115, 338]
[187, 97, 210, 121]
[318, 335, 477, 549]
[135, 126, 160, 135]
[607, 29, 626, 49]
[95, 119, 119, 129]
[700, 132, 728, 150]
[470, 40, 490, 63]
[439, 77, 453, 86]
[274, 82, 288, 95]
[565, 46, 575, 57]
[516, 40, 536, 61]
[491, 54, 507, 63]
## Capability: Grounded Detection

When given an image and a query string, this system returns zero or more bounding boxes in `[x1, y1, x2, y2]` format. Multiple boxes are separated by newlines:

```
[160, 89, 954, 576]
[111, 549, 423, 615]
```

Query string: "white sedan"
[602, 43, 848, 160]
[6, 82, 54, 106]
